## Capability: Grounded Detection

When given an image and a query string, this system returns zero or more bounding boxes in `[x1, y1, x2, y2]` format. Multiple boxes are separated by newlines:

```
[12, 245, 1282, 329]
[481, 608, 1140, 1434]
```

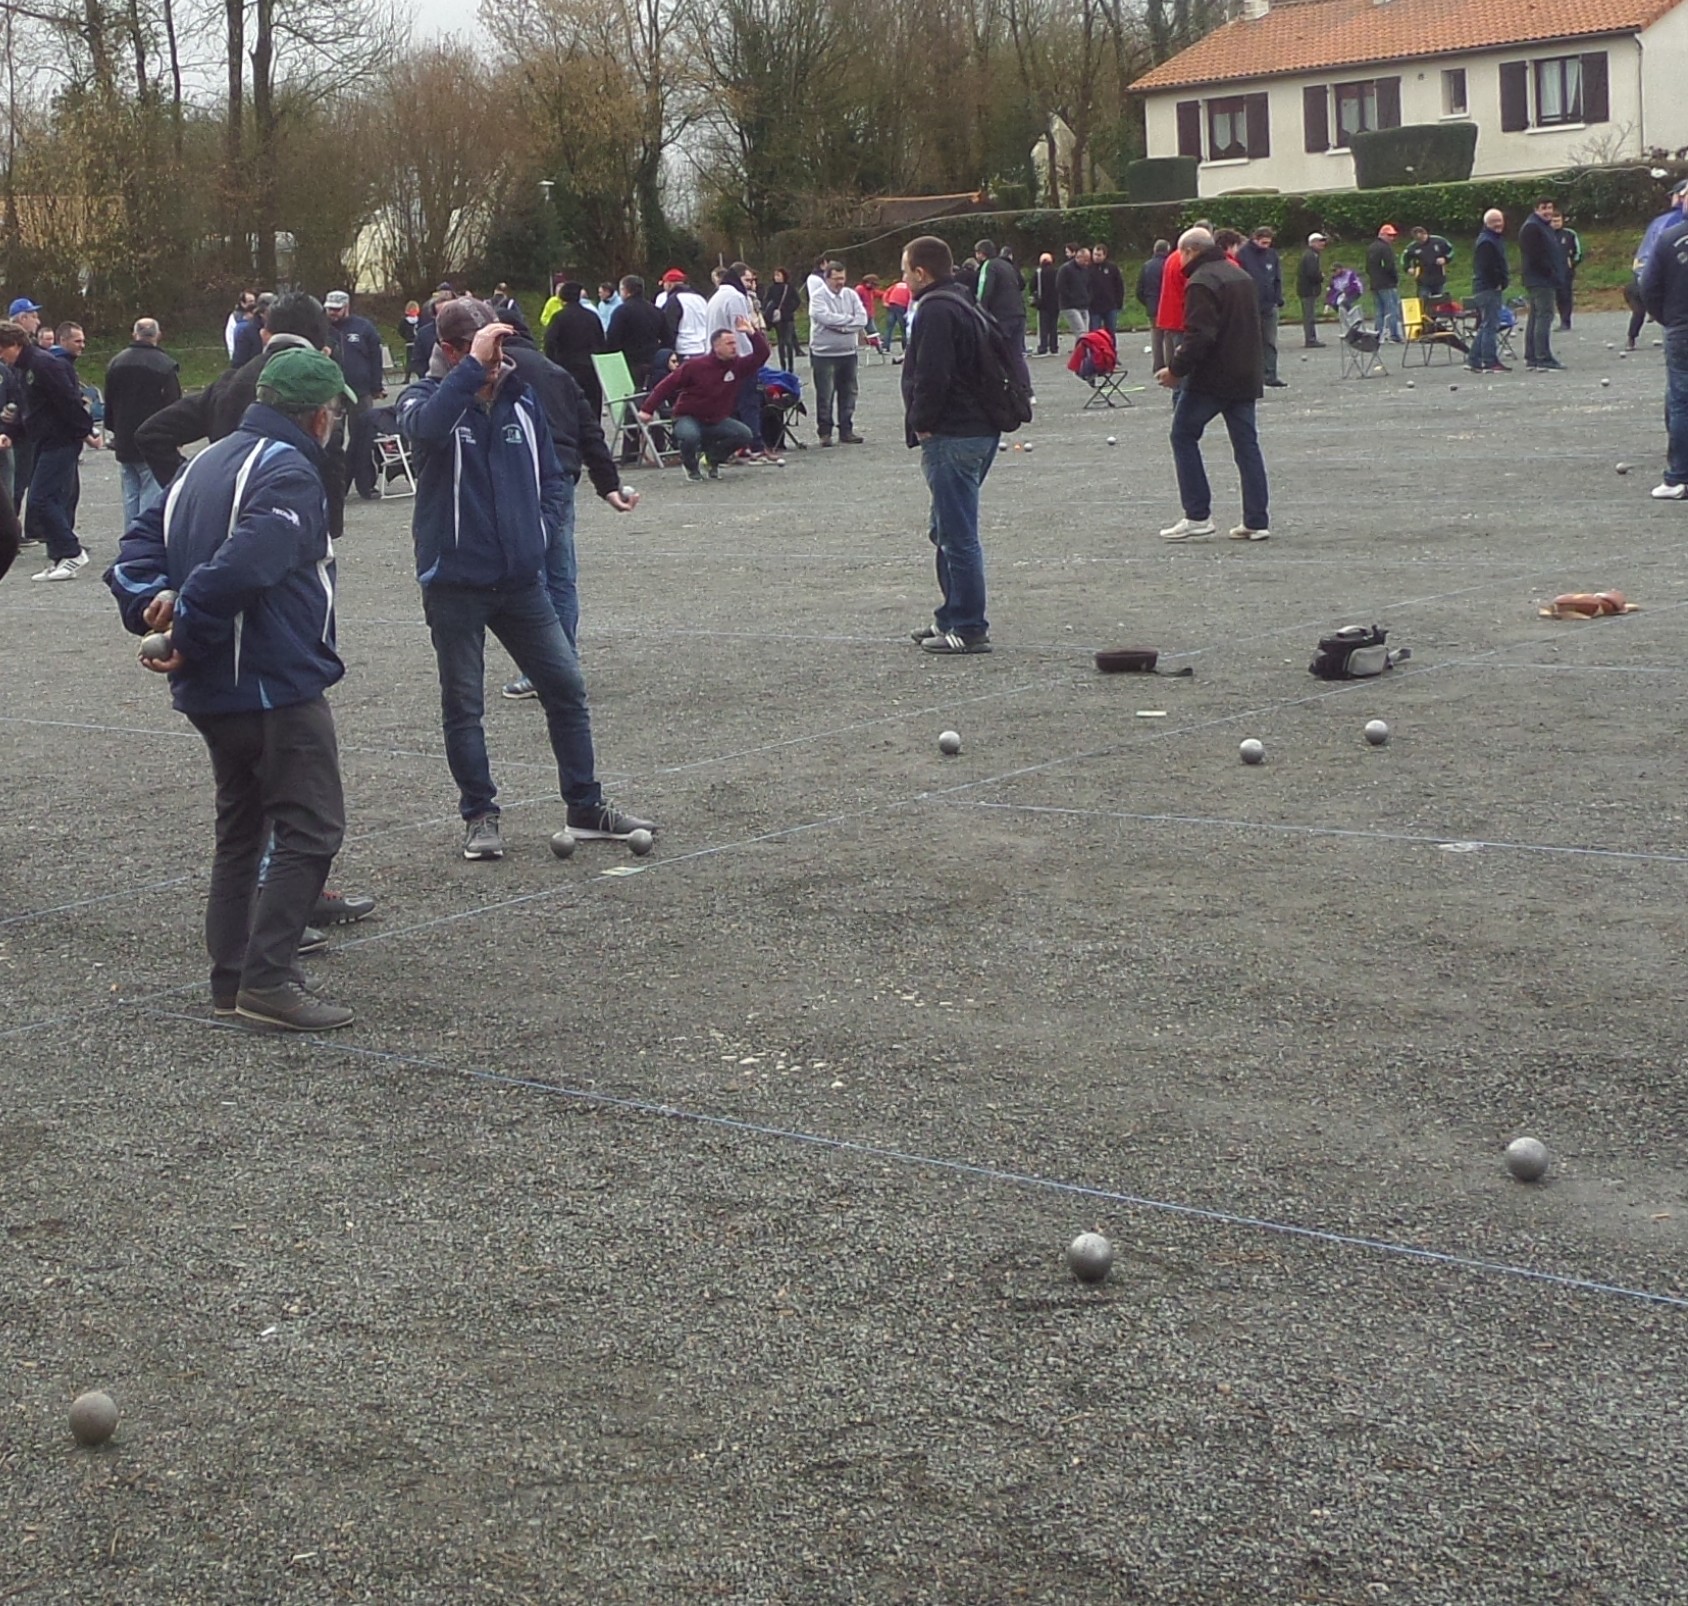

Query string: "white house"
[1130, 0, 1688, 197]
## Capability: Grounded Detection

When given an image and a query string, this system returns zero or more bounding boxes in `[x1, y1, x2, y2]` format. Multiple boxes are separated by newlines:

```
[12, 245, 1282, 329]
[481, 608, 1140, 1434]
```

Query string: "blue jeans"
[120, 461, 164, 530]
[24, 443, 82, 560]
[1170, 388, 1269, 530]
[1088, 309, 1118, 335]
[422, 580, 603, 821]
[1665, 327, 1688, 489]
[673, 414, 752, 471]
[920, 433, 998, 637]
[884, 305, 907, 349]
[1374, 287, 1403, 342]
[1468, 290, 1501, 369]
[541, 474, 578, 650]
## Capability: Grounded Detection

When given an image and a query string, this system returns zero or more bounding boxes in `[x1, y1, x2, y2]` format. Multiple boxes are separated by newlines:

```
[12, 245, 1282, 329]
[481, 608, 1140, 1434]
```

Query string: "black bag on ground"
[1310, 623, 1393, 679]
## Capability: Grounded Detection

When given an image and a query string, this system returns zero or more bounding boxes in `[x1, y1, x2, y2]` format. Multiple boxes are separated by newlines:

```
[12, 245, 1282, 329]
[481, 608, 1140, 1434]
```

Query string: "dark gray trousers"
[188, 696, 345, 999]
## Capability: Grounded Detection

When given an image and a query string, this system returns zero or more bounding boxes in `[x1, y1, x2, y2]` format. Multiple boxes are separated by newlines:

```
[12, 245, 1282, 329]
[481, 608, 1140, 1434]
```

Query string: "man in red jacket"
[639, 318, 769, 482]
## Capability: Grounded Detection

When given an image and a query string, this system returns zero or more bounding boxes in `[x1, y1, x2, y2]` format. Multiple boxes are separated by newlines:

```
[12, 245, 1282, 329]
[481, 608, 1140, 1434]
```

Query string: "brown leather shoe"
[235, 983, 354, 1032]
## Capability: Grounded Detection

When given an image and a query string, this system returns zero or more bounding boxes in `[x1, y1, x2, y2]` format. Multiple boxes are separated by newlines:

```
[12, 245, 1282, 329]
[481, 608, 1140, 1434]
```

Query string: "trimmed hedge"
[1351, 123, 1478, 188]
[1124, 157, 1199, 204]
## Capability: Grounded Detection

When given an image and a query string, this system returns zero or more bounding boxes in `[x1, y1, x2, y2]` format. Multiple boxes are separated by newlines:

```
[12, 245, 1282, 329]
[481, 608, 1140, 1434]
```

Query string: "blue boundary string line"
[135, 1004, 1688, 1314]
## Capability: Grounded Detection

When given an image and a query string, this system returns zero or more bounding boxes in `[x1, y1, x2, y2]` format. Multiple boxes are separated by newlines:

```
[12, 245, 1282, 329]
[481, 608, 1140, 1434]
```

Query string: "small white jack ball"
[1505, 1136, 1550, 1182]
[1606, 342, 1615, 349]
[627, 828, 654, 857]
[938, 730, 962, 756]
[1022, 443, 1035, 453]
[1106, 435, 1117, 445]
[1405, 380, 1415, 389]
[1067, 1232, 1114, 1285]
[549, 830, 577, 860]
[69, 1391, 118, 1447]
[1601, 378, 1610, 387]
[1239, 738, 1265, 765]
[1143, 344, 1152, 355]
[1364, 719, 1389, 746]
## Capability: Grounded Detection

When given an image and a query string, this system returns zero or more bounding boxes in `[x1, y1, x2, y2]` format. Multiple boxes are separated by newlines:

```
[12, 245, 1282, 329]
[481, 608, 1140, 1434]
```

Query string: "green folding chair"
[591, 351, 679, 470]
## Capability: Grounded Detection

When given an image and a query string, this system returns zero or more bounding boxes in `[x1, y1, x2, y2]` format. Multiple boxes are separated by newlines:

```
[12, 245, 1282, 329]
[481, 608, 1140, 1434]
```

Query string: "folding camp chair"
[1337, 303, 1387, 378]
[372, 432, 415, 498]
[1068, 329, 1133, 409]
[591, 350, 679, 469]
[1402, 297, 1467, 366]
[760, 365, 808, 451]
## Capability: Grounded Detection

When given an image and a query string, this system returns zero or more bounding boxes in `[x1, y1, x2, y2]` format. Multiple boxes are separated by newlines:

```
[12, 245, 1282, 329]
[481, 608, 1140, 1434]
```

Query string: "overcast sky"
[410, 0, 473, 40]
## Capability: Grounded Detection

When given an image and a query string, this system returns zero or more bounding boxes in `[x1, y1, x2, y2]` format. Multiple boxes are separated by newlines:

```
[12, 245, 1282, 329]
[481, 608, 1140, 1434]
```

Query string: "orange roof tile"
[1131, 0, 1679, 91]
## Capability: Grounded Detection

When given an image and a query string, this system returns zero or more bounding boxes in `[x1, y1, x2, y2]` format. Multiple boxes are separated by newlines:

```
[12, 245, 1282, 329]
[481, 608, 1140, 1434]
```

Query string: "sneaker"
[1263, 379, 1288, 388]
[235, 982, 354, 1032]
[1228, 525, 1271, 541]
[1159, 517, 1215, 541]
[213, 995, 238, 1017]
[839, 431, 865, 444]
[919, 630, 991, 655]
[31, 550, 90, 582]
[297, 926, 329, 955]
[310, 890, 375, 926]
[463, 814, 504, 859]
[501, 675, 538, 700]
[818, 435, 834, 448]
[1483, 364, 1511, 373]
[684, 466, 704, 483]
[1540, 359, 1567, 371]
[1305, 340, 1327, 348]
[566, 802, 658, 840]
[1651, 482, 1688, 501]
[910, 624, 941, 644]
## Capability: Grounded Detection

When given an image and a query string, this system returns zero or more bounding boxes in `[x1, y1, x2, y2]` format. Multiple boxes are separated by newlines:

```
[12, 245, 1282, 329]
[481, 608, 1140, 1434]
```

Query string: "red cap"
[1380, 223, 1399, 237]
[660, 268, 687, 284]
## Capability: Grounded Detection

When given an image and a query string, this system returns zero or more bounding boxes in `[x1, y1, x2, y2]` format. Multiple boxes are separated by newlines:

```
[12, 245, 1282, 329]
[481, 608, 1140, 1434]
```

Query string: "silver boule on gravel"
[1364, 719, 1390, 746]
[69, 1390, 118, 1446]
[548, 830, 577, 860]
[938, 729, 962, 755]
[1505, 1136, 1550, 1182]
[1239, 738, 1265, 765]
[1067, 1232, 1114, 1285]
[627, 828, 654, 857]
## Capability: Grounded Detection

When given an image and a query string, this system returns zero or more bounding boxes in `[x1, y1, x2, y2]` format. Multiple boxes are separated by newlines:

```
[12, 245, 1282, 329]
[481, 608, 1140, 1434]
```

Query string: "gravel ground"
[3, 315, 1686, 1604]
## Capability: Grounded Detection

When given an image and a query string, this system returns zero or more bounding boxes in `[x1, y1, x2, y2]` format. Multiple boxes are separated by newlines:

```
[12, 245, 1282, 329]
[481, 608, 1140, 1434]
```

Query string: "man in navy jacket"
[1518, 198, 1567, 371]
[103, 348, 356, 1032]
[397, 298, 655, 860]
[326, 290, 385, 499]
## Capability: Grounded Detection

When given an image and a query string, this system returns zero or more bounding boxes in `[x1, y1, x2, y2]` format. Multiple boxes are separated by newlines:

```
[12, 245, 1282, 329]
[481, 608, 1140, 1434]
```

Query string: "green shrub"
[1351, 124, 1479, 188]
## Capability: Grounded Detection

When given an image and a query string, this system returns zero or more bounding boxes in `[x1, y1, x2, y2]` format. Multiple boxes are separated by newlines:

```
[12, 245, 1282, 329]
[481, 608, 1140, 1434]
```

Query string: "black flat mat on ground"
[3, 317, 1685, 1603]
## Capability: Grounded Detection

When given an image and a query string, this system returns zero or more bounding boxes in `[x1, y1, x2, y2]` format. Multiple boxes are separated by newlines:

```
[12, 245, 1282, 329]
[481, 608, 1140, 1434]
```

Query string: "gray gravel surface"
[3, 314, 1686, 1604]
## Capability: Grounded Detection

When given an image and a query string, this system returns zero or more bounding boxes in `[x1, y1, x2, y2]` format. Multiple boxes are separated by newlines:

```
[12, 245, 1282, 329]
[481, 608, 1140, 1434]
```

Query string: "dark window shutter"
[1304, 85, 1329, 151]
[1582, 51, 1609, 123]
[1245, 91, 1271, 158]
[1376, 76, 1402, 128]
[1499, 61, 1529, 131]
[1176, 99, 1203, 159]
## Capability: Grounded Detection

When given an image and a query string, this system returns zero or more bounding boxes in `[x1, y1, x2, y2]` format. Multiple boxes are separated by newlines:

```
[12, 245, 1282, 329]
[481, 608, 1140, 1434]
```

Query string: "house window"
[1535, 57, 1583, 124]
[1207, 96, 1250, 160]
[1327, 77, 1402, 147]
[1442, 68, 1467, 116]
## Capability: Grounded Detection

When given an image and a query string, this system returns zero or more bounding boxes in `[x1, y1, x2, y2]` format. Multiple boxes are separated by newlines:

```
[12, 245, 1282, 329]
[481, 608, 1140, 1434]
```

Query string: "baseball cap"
[8, 296, 42, 316]
[661, 268, 687, 284]
[1308, 232, 1327, 244]
[434, 297, 498, 346]
[1379, 223, 1399, 237]
[324, 290, 350, 310]
[257, 347, 357, 408]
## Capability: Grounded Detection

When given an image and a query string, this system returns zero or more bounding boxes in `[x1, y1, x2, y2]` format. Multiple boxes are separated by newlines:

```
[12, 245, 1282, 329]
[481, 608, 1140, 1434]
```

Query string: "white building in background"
[1130, 0, 1688, 197]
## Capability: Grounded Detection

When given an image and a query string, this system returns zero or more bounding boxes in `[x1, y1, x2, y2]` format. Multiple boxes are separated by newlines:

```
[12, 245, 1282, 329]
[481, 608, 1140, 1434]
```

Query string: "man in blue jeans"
[1641, 181, 1688, 501]
[397, 298, 655, 860]
[1156, 227, 1270, 543]
[1467, 208, 1510, 374]
[901, 234, 1000, 656]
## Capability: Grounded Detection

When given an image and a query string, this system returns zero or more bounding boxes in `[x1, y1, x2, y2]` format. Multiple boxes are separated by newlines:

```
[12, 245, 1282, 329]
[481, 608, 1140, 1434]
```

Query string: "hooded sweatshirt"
[644, 331, 771, 424]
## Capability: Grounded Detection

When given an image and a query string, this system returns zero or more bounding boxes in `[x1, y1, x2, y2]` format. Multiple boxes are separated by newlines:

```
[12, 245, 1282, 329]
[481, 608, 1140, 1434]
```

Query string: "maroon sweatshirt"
[644, 331, 769, 424]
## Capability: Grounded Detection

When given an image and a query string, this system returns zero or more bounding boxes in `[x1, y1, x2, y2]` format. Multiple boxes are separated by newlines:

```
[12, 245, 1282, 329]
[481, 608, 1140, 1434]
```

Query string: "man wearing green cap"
[104, 347, 358, 1032]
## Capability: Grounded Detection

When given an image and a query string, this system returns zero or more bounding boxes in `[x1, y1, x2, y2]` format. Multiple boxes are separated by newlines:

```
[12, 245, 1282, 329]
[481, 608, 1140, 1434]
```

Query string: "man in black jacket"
[1156, 228, 1269, 543]
[902, 234, 998, 656]
[973, 240, 1030, 391]
[1297, 234, 1327, 346]
[136, 293, 347, 538]
[1236, 226, 1286, 387]
[1519, 198, 1567, 371]
[605, 274, 666, 391]
[1088, 242, 1125, 336]
[1366, 224, 1403, 341]
[326, 291, 385, 499]
[1403, 226, 1453, 300]
[103, 317, 181, 528]
[497, 329, 640, 698]
[543, 282, 608, 416]
[1057, 245, 1092, 342]
[1136, 242, 1171, 369]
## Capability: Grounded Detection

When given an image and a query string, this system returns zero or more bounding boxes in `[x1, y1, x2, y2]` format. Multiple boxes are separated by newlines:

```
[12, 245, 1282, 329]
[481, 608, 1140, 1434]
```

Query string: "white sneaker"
[1651, 482, 1688, 501]
[31, 550, 90, 582]
[1228, 525, 1271, 541]
[1159, 517, 1215, 541]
